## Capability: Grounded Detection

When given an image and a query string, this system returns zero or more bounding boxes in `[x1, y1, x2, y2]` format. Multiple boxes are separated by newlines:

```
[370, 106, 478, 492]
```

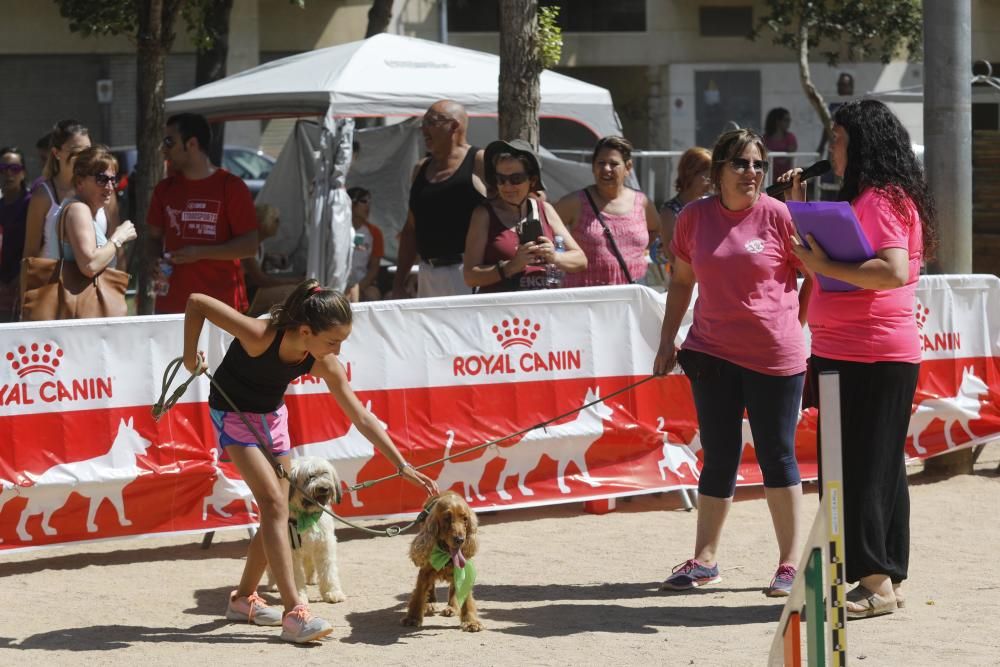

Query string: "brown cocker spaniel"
[402, 491, 483, 632]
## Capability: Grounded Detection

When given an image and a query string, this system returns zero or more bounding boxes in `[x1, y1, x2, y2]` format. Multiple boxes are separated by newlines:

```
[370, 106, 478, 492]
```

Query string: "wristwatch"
[111, 238, 123, 249]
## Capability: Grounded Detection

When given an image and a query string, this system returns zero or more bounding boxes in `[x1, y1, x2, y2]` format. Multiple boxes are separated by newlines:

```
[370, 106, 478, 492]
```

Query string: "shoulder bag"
[583, 187, 637, 284]
[20, 202, 129, 321]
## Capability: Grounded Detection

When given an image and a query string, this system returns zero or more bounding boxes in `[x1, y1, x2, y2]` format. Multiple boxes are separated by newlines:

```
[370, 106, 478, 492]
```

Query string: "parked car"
[110, 145, 276, 218]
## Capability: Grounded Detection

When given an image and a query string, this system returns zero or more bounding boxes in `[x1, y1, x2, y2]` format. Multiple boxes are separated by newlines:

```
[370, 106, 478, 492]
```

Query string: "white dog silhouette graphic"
[202, 448, 256, 520]
[0, 417, 151, 542]
[655, 417, 701, 481]
[291, 400, 383, 508]
[496, 387, 613, 500]
[434, 430, 500, 502]
[909, 366, 988, 455]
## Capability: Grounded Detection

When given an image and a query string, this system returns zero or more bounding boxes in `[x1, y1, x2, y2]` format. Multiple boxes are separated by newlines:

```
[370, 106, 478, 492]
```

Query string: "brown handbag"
[19, 203, 130, 321]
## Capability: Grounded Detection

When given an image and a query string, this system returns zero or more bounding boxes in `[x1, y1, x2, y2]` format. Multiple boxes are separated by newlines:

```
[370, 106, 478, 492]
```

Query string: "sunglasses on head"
[0, 164, 25, 174]
[93, 173, 120, 187]
[729, 158, 769, 174]
[495, 172, 529, 186]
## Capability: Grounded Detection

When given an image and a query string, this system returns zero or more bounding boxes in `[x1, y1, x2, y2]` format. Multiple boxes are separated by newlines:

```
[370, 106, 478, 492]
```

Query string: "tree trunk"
[498, 0, 541, 147]
[797, 20, 832, 145]
[195, 0, 234, 166]
[134, 0, 180, 315]
[365, 0, 394, 37]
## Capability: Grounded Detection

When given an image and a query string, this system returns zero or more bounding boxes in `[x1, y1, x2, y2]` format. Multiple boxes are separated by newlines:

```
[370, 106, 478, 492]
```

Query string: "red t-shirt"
[671, 194, 806, 376]
[807, 188, 923, 363]
[148, 170, 257, 313]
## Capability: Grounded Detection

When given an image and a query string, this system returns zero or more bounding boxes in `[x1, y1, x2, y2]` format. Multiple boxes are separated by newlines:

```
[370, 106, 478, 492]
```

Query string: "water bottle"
[546, 236, 566, 289]
[151, 254, 173, 297]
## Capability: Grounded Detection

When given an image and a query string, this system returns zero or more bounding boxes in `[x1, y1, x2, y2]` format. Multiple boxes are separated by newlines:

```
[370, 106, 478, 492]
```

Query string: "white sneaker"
[225, 590, 283, 626]
[280, 604, 333, 643]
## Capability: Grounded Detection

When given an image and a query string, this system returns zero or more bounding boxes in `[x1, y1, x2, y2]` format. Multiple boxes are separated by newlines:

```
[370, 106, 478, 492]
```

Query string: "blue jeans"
[679, 349, 804, 498]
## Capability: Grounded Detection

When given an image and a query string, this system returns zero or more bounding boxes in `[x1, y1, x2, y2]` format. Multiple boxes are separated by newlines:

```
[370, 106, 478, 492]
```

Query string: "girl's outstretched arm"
[313, 354, 439, 497]
[183, 293, 270, 373]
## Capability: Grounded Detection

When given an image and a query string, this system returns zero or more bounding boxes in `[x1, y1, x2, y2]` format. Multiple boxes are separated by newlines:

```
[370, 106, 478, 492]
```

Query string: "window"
[699, 6, 753, 38]
[447, 0, 646, 33]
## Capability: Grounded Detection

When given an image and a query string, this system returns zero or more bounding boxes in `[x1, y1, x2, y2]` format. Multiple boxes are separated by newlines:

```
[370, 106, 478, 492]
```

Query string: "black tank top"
[208, 329, 315, 414]
[408, 146, 484, 259]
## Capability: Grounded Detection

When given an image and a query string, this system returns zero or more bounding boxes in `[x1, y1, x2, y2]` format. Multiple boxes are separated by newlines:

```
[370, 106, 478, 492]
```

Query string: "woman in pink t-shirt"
[781, 99, 937, 619]
[653, 129, 813, 597]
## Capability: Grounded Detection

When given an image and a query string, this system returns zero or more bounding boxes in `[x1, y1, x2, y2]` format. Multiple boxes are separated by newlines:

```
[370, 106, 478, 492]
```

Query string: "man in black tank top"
[391, 100, 486, 299]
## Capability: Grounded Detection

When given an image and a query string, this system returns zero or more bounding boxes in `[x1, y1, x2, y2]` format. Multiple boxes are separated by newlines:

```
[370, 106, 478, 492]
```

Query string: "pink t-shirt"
[807, 188, 923, 363]
[671, 194, 806, 376]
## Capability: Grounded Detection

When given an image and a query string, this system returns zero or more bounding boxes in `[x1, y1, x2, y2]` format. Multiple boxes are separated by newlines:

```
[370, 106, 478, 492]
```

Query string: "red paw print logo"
[7, 342, 64, 378]
[915, 302, 929, 330]
[492, 317, 541, 349]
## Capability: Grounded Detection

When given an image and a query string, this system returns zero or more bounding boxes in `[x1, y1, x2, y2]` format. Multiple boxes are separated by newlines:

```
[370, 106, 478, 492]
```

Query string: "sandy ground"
[1, 445, 998, 667]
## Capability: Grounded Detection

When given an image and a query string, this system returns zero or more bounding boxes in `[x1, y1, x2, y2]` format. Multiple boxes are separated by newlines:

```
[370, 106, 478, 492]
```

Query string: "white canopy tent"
[165, 34, 623, 285]
[166, 33, 622, 138]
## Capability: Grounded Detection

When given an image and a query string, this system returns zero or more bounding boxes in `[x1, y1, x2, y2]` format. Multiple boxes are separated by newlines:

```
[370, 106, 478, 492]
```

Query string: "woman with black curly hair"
[780, 99, 936, 619]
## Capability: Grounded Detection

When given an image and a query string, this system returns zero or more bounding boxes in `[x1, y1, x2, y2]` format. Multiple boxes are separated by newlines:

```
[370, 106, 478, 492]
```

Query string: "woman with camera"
[463, 139, 585, 293]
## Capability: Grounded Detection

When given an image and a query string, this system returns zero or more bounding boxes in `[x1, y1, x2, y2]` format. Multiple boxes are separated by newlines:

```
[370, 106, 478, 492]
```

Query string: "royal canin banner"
[1, 277, 998, 553]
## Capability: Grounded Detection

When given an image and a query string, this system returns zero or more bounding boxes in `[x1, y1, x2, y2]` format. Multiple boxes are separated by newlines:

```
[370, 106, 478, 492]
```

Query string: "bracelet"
[496, 261, 506, 280]
[397, 461, 414, 474]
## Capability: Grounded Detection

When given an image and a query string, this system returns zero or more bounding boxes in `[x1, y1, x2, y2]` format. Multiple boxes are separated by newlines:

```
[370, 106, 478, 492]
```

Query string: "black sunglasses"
[161, 136, 176, 148]
[495, 172, 529, 186]
[353, 196, 371, 204]
[93, 173, 120, 187]
[0, 164, 25, 174]
[728, 158, 769, 174]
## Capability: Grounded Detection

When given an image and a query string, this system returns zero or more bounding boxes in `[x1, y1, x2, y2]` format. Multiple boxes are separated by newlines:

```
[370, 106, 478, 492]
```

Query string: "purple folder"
[786, 201, 875, 292]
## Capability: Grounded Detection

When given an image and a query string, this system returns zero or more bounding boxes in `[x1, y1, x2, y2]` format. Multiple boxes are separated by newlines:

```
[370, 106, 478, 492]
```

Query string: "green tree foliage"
[751, 0, 923, 134]
[538, 5, 563, 68]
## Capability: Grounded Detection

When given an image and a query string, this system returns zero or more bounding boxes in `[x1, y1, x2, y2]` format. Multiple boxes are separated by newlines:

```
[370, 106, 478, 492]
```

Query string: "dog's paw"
[401, 615, 423, 627]
[322, 590, 347, 603]
[461, 619, 484, 632]
[439, 606, 458, 617]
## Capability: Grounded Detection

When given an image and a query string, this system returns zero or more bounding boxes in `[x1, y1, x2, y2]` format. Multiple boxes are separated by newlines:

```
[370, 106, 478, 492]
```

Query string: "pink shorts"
[209, 404, 291, 461]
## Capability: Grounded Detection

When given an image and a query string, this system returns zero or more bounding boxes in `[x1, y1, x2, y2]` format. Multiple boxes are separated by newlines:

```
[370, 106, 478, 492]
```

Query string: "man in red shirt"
[147, 113, 258, 313]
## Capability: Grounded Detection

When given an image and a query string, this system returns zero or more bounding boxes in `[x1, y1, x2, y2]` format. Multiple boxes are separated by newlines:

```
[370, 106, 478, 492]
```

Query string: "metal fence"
[550, 149, 822, 205]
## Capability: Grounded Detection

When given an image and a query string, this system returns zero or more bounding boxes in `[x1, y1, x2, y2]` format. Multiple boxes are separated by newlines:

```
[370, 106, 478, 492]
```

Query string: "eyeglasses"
[421, 115, 453, 128]
[0, 164, 25, 174]
[728, 158, 769, 174]
[161, 136, 176, 148]
[495, 172, 529, 186]
[93, 173, 120, 187]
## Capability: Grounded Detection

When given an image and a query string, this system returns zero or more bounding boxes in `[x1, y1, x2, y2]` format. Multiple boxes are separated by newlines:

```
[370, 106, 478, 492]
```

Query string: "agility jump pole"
[768, 371, 848, 666]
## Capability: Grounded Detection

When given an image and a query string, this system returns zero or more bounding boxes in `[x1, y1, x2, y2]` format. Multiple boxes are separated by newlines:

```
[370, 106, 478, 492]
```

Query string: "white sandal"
[845, 585, 895, 619]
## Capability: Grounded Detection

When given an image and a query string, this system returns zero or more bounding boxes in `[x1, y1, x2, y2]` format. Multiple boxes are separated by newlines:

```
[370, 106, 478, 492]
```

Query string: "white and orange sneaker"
[225, 590, 283, 626]
[280, 603, 333, 643]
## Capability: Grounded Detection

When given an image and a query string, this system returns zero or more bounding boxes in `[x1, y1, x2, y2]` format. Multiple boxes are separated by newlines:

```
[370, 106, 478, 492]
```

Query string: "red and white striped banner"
[1, 277, 998, 553]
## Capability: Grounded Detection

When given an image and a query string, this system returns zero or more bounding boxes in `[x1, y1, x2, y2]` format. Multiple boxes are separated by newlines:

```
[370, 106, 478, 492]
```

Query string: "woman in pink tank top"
[554, 136, 660, 287]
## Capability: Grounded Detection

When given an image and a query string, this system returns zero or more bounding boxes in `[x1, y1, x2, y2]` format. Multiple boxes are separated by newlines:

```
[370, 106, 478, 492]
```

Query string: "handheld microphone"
[765, 160, 831, 197]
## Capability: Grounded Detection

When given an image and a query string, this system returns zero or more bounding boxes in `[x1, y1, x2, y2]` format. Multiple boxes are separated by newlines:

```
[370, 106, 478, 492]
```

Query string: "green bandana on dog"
[429, 544, 476, 607]
[293, 511, 322, 534]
